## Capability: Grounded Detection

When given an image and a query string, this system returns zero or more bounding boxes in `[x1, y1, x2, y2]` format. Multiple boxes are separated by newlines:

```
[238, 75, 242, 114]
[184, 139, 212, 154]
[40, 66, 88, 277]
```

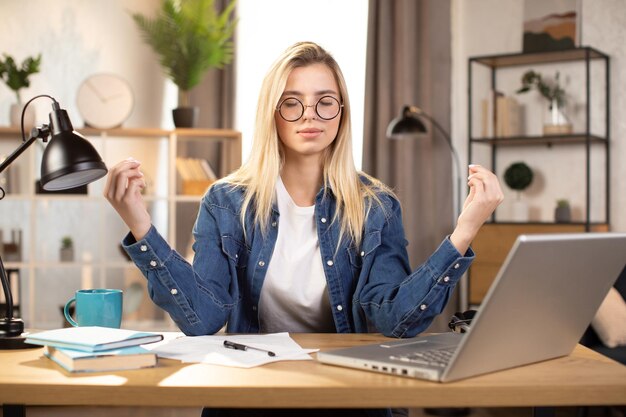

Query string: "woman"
[105, 42, 502, 416]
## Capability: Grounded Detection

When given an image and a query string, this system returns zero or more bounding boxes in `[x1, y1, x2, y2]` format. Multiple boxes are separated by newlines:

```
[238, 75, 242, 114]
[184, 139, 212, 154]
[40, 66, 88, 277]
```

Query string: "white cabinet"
[0, 127, 242, 330]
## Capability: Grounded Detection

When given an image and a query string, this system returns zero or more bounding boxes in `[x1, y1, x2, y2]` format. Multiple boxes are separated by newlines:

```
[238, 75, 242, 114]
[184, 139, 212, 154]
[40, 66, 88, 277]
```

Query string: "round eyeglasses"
[276, 95, 343, 122]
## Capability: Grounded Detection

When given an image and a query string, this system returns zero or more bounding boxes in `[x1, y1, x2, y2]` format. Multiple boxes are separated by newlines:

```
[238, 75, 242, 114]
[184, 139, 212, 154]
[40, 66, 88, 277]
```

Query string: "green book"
[44, 345, 157, 373]
[25, 326, 163, 352]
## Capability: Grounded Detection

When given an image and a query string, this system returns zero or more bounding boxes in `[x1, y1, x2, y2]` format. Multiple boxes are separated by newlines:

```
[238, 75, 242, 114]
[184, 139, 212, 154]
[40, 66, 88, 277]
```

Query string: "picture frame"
[522, 0, 581, 53]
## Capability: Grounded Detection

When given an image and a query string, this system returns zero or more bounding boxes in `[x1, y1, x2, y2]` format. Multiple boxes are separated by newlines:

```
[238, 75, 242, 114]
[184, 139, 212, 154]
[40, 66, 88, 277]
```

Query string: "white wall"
[452, 0, 625, 230]
[0, 0, 169, 128]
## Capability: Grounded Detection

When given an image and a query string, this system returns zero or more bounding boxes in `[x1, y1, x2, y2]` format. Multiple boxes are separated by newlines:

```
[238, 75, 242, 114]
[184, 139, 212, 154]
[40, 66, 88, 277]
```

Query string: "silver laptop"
[317, 233, 626, 382]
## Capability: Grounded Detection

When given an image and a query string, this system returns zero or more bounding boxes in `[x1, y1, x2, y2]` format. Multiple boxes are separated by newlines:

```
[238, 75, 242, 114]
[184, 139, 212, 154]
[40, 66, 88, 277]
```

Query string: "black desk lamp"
[387, 105, 467, 310]
[0, 94, 108, 349]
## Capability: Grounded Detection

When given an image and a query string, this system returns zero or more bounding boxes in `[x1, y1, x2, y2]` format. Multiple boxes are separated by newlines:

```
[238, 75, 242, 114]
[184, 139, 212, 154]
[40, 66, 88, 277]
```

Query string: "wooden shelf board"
[470, 134, 607, 146]
[470, 47, 608, 68]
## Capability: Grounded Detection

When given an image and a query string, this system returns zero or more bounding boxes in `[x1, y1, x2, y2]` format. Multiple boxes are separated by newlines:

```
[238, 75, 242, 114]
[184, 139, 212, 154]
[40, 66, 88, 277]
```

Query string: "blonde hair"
[223, 42, 393, 248]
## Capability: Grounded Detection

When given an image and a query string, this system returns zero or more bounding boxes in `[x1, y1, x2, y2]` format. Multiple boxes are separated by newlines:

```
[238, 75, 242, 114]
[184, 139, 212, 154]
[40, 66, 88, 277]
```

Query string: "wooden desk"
[1, 333, 625, 414]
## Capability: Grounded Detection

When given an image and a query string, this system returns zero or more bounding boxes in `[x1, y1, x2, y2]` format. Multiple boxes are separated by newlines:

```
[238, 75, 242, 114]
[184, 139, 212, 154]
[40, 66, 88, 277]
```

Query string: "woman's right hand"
[104, 158, 151, 240]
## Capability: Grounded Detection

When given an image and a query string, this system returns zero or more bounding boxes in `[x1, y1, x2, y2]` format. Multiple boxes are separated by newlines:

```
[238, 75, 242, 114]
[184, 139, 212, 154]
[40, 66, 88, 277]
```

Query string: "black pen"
[223, 340, 276, 357]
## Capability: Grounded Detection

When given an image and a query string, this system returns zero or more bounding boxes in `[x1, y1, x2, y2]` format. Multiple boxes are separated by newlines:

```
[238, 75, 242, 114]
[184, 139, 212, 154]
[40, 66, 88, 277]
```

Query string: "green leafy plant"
[131, 0, 237, 107]
[516, 70, 566, 108]
[61, 236, 73, 249]
[0, 53, 42, 102]
[556, 199, 570, 208]
[504, 162, 534, 192]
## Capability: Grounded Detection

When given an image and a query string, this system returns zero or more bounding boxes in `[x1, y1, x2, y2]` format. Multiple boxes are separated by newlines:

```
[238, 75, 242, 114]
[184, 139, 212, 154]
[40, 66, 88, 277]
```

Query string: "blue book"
[44, 345, 157, 372]
[25, 326, 163, 352]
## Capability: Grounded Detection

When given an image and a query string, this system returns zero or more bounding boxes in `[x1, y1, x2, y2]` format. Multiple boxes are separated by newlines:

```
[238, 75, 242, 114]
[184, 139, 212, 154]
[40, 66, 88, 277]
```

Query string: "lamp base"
[0, 333, 37, 349]
[0, 318, 37, 349]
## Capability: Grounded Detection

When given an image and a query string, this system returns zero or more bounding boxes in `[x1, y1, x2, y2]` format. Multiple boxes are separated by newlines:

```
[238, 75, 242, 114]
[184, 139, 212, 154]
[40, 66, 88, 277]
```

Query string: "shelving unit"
[467, 47, 610, 305]
[0, 126, 241, 329]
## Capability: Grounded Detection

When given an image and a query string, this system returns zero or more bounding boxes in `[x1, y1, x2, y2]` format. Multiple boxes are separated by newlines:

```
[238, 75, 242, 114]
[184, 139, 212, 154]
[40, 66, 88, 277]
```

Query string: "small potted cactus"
[555, 199, 571, 223]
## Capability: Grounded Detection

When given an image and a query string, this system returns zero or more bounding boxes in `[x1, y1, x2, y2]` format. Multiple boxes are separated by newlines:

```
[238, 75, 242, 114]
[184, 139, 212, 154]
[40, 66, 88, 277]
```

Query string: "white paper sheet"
[144, 332, 318, 368]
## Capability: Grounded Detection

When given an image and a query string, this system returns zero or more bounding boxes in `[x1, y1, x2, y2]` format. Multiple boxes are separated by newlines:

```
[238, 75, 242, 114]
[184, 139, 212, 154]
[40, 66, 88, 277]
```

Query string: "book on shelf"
[481, 92, 522, 138]
[495, 95, 522, 137]
[199, 158, 217, 180]
[188, 158, 207, 180]
[175, 157, 195, 181]
[44, 345, 157, 373]
[175, 157, 217, 181]
[25, 326, 163, 352]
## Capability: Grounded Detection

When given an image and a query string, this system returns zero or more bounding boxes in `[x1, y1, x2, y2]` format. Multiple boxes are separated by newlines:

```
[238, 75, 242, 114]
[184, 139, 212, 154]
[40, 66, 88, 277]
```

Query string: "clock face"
[76, 73, 134, 129]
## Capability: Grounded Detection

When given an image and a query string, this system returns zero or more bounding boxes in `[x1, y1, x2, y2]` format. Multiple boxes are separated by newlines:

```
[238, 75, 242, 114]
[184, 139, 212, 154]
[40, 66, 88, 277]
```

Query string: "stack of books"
[176, 157, 217, 195]
[25, 326, 163, 373]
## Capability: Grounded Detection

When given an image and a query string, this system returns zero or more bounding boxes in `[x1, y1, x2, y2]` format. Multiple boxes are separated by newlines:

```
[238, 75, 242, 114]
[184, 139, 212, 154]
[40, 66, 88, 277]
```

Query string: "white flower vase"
[10, 102, 36, 132]
[512, 199, 529, 222]
[543, 98, 572, 135]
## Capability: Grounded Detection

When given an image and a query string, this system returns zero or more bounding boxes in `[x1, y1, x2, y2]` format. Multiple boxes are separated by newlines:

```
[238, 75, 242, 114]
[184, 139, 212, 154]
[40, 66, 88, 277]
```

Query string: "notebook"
[44, 345, 157, 373]
[317, 233, 626, 382]
[25, 326, 163, 352]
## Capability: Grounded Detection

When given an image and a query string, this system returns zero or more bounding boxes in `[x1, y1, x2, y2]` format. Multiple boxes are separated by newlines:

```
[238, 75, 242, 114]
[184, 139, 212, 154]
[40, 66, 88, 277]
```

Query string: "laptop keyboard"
[390, 346, 456, 368]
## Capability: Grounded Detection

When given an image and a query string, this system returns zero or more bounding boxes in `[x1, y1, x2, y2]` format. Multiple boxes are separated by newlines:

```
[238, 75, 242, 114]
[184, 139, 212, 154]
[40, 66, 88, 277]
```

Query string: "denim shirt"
[123, 181, 474, 338]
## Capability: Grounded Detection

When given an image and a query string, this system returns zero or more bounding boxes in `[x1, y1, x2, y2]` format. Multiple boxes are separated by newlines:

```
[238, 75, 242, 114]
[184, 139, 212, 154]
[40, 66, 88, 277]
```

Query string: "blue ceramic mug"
[63, 289, 123, 328]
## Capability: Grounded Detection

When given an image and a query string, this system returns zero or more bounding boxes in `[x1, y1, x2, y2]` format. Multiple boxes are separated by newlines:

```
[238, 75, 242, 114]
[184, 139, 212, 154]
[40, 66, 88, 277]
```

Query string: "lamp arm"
[0, 125, 50, 332]
[0, 134, 38, 175]
[0, 126, 50, 201]
[416, 109, 469, 311]
[0, 256, 12, 323]
[416, 110, 463, 218]
[0, 92, 57, 174]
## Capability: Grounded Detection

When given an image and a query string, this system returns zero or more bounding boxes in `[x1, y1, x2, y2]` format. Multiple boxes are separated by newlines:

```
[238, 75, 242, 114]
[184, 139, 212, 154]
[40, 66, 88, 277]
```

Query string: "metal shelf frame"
[468, 46, 611, 231]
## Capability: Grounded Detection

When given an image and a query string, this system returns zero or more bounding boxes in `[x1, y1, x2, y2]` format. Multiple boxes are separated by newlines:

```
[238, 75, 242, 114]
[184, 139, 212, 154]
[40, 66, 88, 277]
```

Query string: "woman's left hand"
[450, 164, 504, 254]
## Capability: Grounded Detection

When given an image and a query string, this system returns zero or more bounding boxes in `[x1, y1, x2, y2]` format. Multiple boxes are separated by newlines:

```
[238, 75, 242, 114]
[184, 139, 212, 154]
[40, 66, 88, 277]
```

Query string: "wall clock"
[76, 73, 134, 129]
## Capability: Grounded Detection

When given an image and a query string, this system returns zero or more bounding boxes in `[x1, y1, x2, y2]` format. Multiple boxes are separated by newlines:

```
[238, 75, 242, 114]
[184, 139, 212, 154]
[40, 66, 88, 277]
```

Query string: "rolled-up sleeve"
[356, 197, 474, 337]
[122, 195, 238, 335]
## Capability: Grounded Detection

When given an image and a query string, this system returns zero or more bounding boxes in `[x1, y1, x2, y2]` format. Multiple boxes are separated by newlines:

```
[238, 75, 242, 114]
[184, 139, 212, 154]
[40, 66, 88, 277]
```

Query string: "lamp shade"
[40, 106, 108, 190]
[386, 106, 428, 139]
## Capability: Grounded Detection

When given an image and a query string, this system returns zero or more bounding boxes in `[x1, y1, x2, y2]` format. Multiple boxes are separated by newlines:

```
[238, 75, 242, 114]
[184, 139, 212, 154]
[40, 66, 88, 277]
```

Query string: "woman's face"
[275, 63, 342, 161]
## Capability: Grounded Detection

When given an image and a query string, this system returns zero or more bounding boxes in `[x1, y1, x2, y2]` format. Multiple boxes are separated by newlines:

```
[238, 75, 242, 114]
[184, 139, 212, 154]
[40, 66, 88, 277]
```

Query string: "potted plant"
[131, 0, 237, 128]
[504, 162, 534, 222]
[516, 70, 572, 135]
[0, 53, 41, 129]
[555, 199, 571, 223]
[60, 236, 74, 262]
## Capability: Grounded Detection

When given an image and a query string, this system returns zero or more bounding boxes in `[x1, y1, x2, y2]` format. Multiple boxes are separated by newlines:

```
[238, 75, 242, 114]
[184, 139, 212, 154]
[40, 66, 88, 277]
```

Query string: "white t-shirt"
[259, 177, 336, 333]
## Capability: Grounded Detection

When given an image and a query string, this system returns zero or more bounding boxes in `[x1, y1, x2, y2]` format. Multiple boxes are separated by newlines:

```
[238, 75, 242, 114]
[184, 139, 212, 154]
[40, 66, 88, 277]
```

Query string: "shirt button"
[321, 217, 327, 223]
[149, 260, 157, 267]
[360, 251, 365, 257]
[454, 263, 460, 269]
[272, 221, 277, 227]
[170, 288, 178, 295]
[140, 245, 148, 252]
[420, 304, 427, 311]
[443, 276, 450, 283]
[252, 305, 257, 311]
[258, 260, 265, 267]
[326, 260, 334, 266]
[336, 305, 343, 311]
